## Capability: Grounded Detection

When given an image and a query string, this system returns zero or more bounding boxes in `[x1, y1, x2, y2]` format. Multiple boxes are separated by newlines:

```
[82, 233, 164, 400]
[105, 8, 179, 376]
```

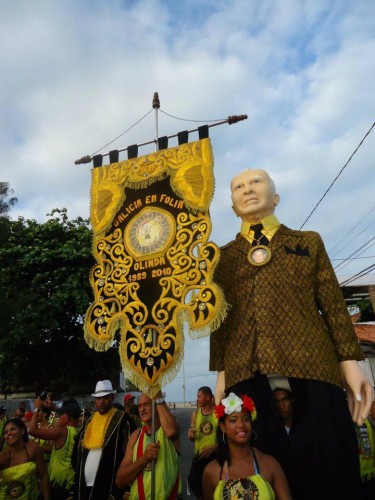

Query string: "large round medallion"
[247, 245, 272, 266]
[125, 207, 176, 259]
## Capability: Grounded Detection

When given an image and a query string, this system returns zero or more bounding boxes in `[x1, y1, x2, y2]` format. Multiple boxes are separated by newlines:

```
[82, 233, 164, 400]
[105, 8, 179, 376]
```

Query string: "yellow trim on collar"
[241, 215, 280, 243]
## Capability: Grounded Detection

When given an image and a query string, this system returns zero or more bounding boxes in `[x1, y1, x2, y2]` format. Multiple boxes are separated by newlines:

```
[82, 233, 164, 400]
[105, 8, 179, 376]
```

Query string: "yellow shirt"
[240, 214, 280, 244]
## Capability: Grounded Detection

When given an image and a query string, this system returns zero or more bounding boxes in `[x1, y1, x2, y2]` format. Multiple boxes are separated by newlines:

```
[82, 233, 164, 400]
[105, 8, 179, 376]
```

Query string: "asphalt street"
[171, 407, 196, 498]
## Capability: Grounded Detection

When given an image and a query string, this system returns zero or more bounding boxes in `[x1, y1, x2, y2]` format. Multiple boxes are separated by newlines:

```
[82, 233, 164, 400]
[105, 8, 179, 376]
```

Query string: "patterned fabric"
[214, 474, 275, 500]
[0, 462, 39, 500]
[85, 138, 226, 397]
[210, 225, 363, 389]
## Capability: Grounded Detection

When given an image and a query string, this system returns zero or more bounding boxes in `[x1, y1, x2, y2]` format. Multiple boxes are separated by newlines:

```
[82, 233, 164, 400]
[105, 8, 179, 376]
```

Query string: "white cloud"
[1, 0, 375, 400]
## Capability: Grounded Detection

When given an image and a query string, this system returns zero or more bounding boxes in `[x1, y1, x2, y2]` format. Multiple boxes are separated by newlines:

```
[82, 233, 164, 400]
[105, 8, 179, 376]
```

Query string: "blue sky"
[1, 0, 374, 401]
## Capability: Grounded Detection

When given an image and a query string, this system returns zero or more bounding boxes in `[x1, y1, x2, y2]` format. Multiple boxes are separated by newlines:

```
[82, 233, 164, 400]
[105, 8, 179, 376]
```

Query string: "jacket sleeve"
[314, 233, 363, 362]
[209, 248, 232, 372]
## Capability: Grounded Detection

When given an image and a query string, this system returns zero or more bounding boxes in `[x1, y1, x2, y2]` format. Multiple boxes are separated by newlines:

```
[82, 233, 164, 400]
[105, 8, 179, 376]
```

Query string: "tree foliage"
[0, 182, 17, 246]
[0, 182, 17, 218]
[0, 208, 120, 397]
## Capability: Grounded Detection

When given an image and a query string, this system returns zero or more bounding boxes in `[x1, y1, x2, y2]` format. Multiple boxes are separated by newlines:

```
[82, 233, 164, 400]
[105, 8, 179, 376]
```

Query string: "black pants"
[188, 454, 216, 498]
[229, 375, 362, 500]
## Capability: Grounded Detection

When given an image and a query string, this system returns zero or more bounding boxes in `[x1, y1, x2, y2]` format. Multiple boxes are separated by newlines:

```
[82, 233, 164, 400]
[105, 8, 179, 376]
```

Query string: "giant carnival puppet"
[209, 168, 373, 500]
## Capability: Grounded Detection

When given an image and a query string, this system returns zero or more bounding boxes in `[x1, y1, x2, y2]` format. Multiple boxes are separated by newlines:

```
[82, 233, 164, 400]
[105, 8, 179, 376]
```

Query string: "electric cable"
[331, 255, 375, 261]
[330, 219, 375, 258]
[329, 205, 375, 255]
[334, 236, 375, 272]
[299, 122, 375, 230]
[340, 263, 375, 286]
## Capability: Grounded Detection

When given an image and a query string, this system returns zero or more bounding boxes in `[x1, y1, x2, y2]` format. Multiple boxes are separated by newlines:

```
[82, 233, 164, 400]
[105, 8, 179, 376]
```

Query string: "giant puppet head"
[230, 169, 280, 223]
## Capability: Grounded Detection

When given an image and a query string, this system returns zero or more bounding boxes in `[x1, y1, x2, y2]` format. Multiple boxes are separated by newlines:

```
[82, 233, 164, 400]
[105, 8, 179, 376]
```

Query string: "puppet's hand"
[340, 360, 373, 425]
[215, 371, 226, 405]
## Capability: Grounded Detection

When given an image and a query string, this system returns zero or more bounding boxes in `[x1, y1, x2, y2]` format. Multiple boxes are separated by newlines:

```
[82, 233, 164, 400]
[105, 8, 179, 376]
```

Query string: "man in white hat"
[73, 380, 136, 499]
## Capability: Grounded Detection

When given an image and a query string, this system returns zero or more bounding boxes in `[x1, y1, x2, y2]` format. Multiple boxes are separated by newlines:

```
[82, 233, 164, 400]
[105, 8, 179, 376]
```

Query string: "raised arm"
[28, 408, 66, 445]
[215, 371, 226, 404]
[154, 392, 179, 444]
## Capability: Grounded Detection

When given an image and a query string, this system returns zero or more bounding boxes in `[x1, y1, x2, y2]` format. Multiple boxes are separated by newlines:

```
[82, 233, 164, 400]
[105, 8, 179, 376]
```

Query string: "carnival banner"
[84, 138, 226, 396]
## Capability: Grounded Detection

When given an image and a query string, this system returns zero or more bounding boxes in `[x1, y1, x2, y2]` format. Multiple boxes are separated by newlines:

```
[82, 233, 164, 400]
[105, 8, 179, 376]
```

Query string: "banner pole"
[150, 91, 160, 500]
[74, 112, 247, 164]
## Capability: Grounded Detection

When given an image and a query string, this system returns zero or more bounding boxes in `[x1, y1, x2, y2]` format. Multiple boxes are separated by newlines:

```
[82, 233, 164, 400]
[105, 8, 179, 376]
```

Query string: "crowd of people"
[0, 381, 139, 500]
[0, 381, 374, 499]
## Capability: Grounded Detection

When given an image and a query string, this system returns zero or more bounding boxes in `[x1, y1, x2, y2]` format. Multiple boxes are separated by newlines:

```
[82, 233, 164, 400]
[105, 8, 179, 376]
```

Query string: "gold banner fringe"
[84, 139, 226, 396]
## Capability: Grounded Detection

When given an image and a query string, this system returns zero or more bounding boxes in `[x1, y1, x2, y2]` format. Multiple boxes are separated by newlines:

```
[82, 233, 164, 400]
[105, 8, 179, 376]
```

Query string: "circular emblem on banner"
[247, 245, 271, 266]
[125, 207, 176, 259]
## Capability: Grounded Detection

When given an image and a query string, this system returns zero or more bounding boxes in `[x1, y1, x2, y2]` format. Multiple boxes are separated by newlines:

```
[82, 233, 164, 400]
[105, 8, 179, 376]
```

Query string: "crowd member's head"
[0, 406, 7, 417]
[91, 380, 116, 415]
[214, 392, 257, 465]
[138, 394, 159, 429]
[123, 394, 135, 414]
[196, 386, 213, 408]
[13, 407, 25, 419]
[3, 418, 29, 444]
[56, 399, 81, 426]
[273, 388, 294, 429]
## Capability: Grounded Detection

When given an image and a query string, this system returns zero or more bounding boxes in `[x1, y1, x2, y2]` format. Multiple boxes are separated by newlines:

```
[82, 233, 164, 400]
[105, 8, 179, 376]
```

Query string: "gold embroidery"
[85, 139, 226, 397]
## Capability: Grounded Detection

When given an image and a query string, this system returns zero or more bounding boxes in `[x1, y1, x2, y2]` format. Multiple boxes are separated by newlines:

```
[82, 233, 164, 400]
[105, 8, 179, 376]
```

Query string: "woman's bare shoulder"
[203, 458, 221, 477]
[253, 447, 281, 469]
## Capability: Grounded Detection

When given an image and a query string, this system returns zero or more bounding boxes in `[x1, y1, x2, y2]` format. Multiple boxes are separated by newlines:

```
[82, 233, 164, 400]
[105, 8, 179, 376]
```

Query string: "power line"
[299, 122, 375, 230]
[331, 255, 375, 261]
[334, 236, 375, 272]
[340, 263, 375, 286]
[330, 219, 375, 258]
[329, 205, 375, 256]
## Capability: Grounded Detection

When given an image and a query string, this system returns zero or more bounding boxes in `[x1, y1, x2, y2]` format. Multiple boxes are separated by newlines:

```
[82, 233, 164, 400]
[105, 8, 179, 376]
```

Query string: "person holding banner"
[116, 391, 181, 500]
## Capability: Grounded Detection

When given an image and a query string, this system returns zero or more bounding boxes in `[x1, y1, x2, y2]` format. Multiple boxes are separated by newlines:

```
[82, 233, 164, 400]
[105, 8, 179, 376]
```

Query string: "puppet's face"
[231, 169, 279, 222]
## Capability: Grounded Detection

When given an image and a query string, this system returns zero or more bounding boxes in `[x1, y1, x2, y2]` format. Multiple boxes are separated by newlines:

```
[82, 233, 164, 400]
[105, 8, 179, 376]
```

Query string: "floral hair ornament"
[214, 392, 257, 421]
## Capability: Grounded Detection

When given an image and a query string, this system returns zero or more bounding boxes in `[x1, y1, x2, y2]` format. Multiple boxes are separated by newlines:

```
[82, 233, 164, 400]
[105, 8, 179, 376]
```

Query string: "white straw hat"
[91, 380, 116, 398]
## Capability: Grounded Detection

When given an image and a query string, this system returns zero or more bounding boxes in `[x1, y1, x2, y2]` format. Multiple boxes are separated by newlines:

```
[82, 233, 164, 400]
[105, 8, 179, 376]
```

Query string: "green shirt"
[130, 426, 180, 499]
[48, 425, 81, 491]
[194, 409, 218, 457]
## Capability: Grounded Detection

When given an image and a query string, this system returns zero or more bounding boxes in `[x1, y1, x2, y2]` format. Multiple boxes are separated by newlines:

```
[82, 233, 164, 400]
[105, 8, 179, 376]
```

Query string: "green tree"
[0, 182, 17, 246]
[0, 182, 17, 218]
[0, 208, 119, 397]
